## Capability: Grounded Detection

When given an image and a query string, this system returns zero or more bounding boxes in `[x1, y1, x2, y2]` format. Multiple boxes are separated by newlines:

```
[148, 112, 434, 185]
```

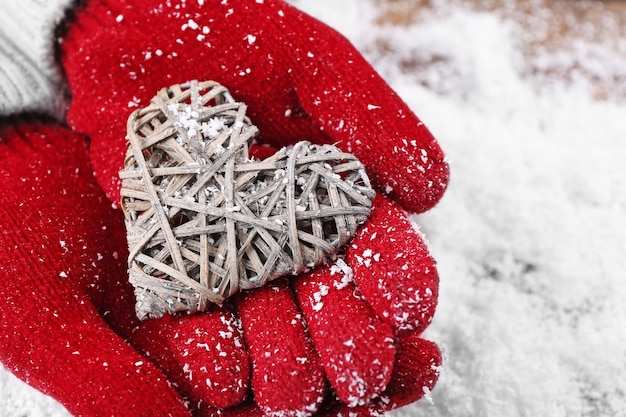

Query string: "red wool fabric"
[127, 310, 251, 409]
[0, 0, 449, 415]
[61, 0, 448, 212]
[235, 279, 326, 416]
[0, 120, 190, 417]
[292, 266, 396, 407]
[348, 195, 439, 335]
[0, 120, 443, 416]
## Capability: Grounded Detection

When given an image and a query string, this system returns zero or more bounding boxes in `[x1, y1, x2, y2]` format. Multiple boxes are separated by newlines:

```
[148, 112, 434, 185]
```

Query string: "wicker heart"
[119, 81, 375, 320]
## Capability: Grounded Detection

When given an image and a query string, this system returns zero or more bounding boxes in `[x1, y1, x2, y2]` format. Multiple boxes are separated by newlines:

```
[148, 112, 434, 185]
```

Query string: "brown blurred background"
[374, 0, 626, 101]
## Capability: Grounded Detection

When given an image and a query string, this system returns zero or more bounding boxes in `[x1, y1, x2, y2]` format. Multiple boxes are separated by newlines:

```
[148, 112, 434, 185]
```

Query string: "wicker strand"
[120, 80, 375, 320]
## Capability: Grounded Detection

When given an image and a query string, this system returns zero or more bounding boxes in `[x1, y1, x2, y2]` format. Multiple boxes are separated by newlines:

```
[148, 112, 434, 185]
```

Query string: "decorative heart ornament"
[120, 81, 375, 320]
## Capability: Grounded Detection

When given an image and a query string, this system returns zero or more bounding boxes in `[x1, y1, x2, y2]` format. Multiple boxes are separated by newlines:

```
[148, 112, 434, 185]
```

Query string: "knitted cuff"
[0, 0, 76, 119]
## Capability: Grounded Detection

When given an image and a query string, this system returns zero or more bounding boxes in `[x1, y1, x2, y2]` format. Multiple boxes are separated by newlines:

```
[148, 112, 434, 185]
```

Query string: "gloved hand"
[61, 0, 447, 414]
[62, 0, 448, 212]
[0, 119, 441, 417]
[1, 0, 449, 415]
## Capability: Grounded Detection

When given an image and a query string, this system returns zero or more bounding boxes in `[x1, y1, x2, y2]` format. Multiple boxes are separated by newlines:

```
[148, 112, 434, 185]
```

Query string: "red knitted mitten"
[0, 119, 439, 417]
[62, 0, 448, 212]
[0, 0, 450, 415]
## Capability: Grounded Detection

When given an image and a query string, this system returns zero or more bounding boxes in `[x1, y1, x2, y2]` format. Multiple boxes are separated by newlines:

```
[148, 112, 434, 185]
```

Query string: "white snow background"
[2, 0, 626, 415]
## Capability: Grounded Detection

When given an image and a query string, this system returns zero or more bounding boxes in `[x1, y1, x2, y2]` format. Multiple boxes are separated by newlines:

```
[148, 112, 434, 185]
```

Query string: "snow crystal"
[421, 386, 434, 405]
[311, 282, 328, 312]
[329, 257, 354, 289]
[187, 19, 199, 30]
[196, 343, 210, 351]
[312, 284, 329, 303]
[127, 96, 141, 108]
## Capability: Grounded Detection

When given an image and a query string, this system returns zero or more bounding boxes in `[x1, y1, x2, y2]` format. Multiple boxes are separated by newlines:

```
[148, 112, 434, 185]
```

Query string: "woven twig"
[120, 80, 375, 320]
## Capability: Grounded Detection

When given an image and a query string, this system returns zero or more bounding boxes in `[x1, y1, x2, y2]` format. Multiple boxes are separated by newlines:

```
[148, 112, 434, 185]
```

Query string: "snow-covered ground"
[3, 0, 626, 416]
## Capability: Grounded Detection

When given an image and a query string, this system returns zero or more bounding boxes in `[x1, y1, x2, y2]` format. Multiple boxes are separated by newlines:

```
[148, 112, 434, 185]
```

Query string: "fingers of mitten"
[62, 0, 448, 212]
[316, 334, 442, 417]
[347, 195, 439, 336]
[286, 9, 449, 213]
[129, 310, 250, 409]
[376, 334, 442, 410]
[291, 267, 395, 407]
[236, 279, 326, 416]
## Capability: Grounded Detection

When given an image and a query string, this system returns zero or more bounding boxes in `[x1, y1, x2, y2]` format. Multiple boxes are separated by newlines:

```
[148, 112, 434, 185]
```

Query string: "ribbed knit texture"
[236, 279, 326, 416]
[0, 0, 73, 118]
[292, 264, 396, 407]
[348, 195, 439, 335]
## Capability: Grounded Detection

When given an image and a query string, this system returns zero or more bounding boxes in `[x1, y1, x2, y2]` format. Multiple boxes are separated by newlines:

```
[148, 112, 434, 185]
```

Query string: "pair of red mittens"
[0, 0, 448, 415]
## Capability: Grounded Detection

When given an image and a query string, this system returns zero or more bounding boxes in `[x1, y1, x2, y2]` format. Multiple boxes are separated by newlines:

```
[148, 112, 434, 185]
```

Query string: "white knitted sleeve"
[0, 0, 76, 119]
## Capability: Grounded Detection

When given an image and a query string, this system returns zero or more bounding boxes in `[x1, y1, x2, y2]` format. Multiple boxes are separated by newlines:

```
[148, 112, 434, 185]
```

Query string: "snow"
[3, 0, 626, 416]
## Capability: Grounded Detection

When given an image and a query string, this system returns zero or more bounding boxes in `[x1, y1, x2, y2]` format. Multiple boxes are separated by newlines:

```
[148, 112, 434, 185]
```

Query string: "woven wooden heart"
[120, 80, 375, 320]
